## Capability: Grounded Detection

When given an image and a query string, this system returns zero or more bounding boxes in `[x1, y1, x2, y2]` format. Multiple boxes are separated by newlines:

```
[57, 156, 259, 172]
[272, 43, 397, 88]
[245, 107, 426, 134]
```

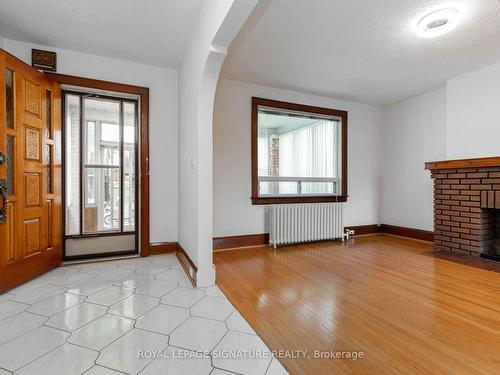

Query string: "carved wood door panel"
[0, 50, 61, 292]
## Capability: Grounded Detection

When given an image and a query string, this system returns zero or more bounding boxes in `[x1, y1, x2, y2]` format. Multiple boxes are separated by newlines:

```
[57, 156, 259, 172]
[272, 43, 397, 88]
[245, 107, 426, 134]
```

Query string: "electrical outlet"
[347, 229, 355, 235]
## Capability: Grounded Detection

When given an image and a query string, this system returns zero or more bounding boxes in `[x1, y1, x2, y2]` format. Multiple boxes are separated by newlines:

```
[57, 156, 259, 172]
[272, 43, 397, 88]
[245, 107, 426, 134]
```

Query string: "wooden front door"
[0, 50, 62, 292]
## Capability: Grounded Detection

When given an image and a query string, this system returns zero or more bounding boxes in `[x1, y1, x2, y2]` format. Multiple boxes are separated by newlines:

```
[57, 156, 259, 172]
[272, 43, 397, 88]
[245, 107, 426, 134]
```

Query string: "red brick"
[451, 205, 469, 212]
[434, 235, 450, 242]
[479, 168, 500, 172]
[460, 211, 479, 218]
[452, 238, 470, 245]
[435, 204, 450, 210]
[448, 173, 466, 178]
[460, 190, 480, 195]
[435, 194, 450, 200]
[470, 184, 492, 190]
[442, 231, 460, 238]
[432, 173, 448, 179]
[451, 227, 470, 234]
[460, 244, 480, 253]
[481, 178, 500, 184]
[460, 179, 481, 184]
[467, 172, 488, 178]
[461, 233, 480, 241]
[453, 216, 470, 223]
[460, 201, 480, 207]
[461, 222, 481, 229]
[450, 195, 469, 201]
[451, 184, 470, 190]
[435, 214, 450, 220]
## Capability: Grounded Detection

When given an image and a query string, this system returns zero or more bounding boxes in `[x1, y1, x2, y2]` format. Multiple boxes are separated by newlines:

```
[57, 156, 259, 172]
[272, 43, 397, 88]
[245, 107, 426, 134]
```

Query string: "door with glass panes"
[63, 91, 138, 258]
[0, 50, 62, 292]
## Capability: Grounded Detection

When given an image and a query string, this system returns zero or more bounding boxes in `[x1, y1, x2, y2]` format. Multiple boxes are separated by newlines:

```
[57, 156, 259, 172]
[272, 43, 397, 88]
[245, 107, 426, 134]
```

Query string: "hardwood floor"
[214, 234, 500, 375]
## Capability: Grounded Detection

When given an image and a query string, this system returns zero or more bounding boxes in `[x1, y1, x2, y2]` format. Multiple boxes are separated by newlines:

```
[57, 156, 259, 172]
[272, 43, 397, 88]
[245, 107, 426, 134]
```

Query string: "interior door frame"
[46, 73, 150, 257]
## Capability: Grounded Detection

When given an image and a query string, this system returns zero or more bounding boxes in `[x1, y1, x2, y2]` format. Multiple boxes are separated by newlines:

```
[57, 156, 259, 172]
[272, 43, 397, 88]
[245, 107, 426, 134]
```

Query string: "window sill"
[251, 195, 348, 205]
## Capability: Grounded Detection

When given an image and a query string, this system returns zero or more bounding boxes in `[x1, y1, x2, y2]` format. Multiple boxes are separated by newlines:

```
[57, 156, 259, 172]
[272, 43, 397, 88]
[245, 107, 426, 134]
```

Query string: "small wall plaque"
[32, 49, 57, 72]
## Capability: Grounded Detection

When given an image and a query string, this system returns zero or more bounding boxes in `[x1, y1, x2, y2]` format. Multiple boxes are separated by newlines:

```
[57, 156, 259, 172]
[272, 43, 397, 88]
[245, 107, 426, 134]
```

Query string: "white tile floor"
[0, 254, 288, 375]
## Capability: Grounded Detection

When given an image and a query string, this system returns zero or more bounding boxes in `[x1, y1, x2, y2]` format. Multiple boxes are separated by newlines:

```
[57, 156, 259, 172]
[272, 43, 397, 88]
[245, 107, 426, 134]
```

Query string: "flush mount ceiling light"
[417, 7, 460, 38]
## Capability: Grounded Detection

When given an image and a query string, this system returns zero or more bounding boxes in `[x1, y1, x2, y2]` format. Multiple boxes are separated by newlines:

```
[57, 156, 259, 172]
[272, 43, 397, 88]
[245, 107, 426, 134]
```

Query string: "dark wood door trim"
[45, 73, 150, 257]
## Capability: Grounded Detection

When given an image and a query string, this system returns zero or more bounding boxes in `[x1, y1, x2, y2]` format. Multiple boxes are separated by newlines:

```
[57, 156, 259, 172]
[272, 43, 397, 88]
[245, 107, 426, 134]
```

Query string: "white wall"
[179, 0, 257, 286]
[213, 79, 382, 237]
[447, 61, 500, 159]
[3, 38, 179, 243]
[380, 88, 447, 231]
[179, 0, 234, 287]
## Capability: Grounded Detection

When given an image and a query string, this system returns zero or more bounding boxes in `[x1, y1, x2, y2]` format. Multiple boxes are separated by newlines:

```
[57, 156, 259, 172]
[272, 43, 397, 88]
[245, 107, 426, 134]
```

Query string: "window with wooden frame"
[251, 97, 347, 205]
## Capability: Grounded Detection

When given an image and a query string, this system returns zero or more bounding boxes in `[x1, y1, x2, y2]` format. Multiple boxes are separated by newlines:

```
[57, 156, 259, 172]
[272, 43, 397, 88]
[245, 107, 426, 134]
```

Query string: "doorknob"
[0, 152, 5, 165]
[0, 180, 7, 224]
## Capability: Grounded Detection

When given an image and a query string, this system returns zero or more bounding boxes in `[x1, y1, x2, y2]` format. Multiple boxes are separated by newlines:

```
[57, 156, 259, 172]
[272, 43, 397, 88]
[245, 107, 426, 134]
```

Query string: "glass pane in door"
[84, 98, 120, 165]
[46, 144, 52, 194]
[82, 98, 121, 234]
[45, 90, 52, 138]
[123, 102, 136, 231]
[65, 94, 81, 235]
[83, 167, 120, 233]
[5, 69, 14, 129]
[6, 136, 14, 195]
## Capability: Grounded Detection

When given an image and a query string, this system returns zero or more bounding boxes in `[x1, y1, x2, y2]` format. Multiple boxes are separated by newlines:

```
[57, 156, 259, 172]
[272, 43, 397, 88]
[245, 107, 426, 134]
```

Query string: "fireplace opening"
[480, 209, 500, 262]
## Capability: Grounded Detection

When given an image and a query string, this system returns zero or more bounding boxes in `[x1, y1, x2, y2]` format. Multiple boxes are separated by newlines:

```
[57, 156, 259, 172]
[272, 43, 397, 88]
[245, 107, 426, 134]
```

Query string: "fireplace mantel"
[425, 156, 500, 171]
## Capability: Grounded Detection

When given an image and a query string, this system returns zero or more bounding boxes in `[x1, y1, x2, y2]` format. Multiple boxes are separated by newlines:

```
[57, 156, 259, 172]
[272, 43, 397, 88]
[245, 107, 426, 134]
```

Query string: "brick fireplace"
[426, 157, 500, 260]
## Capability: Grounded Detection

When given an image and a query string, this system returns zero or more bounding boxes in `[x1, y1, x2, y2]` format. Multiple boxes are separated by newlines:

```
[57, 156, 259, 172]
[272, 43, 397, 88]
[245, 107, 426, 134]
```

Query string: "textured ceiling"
[0, 0, 201, 68]
[221, 0, 500, 105]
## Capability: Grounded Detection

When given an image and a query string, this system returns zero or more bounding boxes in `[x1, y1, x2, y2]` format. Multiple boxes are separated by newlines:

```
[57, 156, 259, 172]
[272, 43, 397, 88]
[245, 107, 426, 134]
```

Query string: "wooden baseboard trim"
[212, 224, 433, 251]
[381, 224, 434, 242]
[176, 244, 197, 287]
[149, 242, 178, 255]
[213, 233, 269, 250]
[344, 224, 433, 242]
[148, 242, 197, 287]
[344, 224, 383, 236]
